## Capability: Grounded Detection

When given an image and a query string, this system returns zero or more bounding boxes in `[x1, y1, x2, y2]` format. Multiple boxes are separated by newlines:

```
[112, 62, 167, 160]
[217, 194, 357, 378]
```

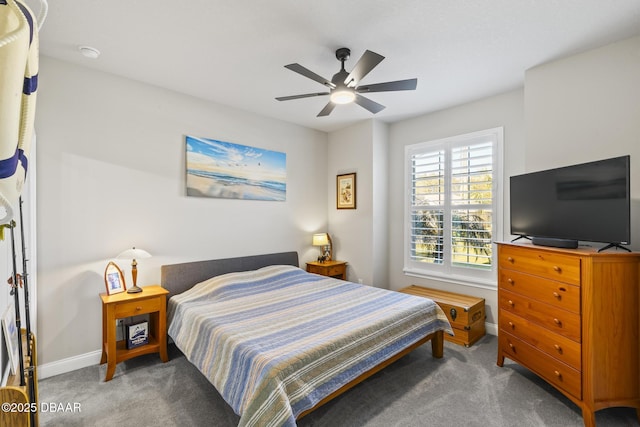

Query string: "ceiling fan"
[276, 47, 417, 117]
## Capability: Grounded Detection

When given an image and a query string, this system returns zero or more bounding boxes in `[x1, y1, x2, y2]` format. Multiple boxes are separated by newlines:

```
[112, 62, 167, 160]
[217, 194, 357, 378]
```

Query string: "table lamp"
[312, 233, 333, 262]
[117, 247, 151, 293]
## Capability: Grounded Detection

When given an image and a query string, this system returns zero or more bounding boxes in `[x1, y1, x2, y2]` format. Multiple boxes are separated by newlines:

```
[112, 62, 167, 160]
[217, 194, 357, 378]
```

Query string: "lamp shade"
[117, 247, 151, 260]
[312, 233, 329, 246]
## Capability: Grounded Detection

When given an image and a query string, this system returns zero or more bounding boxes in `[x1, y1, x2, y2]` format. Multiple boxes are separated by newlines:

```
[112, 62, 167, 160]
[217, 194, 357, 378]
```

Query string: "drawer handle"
[507, 257, 514, 263]
[508, 300, 514, 307]
[553, 265, 562, 273]
[552, 292, 561, 300]
[507, 278, 514, 285]
[553, 318, 562, 326]
[554, 370, 562, 379]
[136, 306, 142, 311]
[508, 343, 515, 351]
[508, 321, 515, 329]
[554, 344, 563, 354]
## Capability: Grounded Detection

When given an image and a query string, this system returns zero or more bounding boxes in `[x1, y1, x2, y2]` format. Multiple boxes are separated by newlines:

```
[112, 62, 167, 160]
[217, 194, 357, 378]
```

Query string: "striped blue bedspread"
[167, 265, 452, 427]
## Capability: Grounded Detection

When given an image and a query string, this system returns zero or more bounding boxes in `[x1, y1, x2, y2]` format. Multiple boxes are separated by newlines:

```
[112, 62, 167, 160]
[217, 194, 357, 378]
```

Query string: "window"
[404, 127, 503, 287]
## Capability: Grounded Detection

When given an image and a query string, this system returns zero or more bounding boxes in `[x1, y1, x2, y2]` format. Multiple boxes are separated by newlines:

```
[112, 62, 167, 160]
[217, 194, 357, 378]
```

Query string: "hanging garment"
[0, 0, 38, 223]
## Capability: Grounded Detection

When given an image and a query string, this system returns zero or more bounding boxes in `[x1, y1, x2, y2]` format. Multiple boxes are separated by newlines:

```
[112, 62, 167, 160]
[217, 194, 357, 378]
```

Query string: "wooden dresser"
[496, 242, 640, 426]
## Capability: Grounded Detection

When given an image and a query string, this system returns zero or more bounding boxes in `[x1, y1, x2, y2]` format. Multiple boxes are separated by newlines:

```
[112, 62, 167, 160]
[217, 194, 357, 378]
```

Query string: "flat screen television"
[510, 155, 630, 251]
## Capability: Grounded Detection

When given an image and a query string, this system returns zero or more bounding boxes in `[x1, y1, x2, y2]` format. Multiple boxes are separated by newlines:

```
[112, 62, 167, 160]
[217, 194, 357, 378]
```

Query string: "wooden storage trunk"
[399, 285, 485, 347]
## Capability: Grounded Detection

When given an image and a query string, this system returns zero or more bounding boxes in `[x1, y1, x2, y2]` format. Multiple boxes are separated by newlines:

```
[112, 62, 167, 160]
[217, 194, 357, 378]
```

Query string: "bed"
[162, 251, 452, 427]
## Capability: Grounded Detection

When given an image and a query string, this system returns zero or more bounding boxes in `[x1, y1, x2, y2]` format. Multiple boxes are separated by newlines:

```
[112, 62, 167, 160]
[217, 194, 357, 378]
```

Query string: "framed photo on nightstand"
[104, 261, 126, 295]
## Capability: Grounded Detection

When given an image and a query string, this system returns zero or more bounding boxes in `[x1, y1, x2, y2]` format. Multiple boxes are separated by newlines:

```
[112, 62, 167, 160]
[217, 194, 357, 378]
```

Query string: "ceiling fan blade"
[276, 92, 330, 101]
[317, 102, 336, 117]
[354, 94, 386, 114]
[344, 50, 384, 87]
[356, 78, 417, 93]
[285, 63, 336, 88]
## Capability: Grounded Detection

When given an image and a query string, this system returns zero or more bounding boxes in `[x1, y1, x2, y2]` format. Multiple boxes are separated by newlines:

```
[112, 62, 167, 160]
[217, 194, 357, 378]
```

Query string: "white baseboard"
[38, 349, 102, 380]
[485, 321, 497, 336]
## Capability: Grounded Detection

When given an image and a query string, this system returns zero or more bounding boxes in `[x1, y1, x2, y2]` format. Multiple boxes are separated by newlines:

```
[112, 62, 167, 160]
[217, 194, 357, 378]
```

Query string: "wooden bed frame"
[160, 251, 444, 419]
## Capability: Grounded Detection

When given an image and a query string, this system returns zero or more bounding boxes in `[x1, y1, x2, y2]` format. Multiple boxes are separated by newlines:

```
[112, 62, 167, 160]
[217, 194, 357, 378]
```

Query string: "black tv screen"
[510, 155, 630, 247]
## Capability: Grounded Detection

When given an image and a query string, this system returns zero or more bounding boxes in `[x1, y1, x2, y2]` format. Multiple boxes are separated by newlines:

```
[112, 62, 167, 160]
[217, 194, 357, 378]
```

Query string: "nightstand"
[100, 285, 169, 381]
[306, 260, 347, 280]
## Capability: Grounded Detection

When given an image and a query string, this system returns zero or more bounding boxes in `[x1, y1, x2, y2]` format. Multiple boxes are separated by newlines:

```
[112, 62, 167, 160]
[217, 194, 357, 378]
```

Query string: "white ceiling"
[29, 0, 640, 133]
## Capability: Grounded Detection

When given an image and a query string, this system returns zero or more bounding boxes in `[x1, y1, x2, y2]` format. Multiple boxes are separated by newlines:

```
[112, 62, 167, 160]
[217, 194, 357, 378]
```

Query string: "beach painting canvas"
[186, 136, 286, 201]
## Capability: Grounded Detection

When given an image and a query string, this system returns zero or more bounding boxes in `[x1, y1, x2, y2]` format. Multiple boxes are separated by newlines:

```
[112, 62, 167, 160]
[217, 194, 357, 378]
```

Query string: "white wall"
[387, 89, 526, 327]
[35, 57, 328, 366]
[371, 121, 389, 287]
[525, 35, 640, 250]
[327, 120, 389, 287]
[327, 121, 373, 284]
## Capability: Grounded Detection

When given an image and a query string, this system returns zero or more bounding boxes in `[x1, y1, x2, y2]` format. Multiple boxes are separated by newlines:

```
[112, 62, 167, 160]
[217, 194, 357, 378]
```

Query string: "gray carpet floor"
[39, 335, 638, 426]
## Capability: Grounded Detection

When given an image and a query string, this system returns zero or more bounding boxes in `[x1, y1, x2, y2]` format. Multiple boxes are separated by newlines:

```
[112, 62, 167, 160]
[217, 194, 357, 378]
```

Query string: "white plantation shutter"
[410, 149, 445, 264]
[450, 142, 493, 269]
[405, 128, 503, 287]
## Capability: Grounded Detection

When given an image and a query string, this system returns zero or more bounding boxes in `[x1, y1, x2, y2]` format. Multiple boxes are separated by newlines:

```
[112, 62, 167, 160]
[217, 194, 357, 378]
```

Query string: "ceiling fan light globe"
[330, 90, 356, 104]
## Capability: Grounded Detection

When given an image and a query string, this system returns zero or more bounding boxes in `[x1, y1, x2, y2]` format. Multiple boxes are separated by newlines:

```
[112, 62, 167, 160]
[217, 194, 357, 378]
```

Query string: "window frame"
[404, 127, 503, 289]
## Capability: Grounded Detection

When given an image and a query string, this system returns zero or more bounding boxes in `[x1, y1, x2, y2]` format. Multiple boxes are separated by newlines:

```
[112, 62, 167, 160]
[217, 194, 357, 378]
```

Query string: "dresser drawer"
[326, 266, 345, 277]
[306, 264, 323, 275]
[499, 309, 581, 370]
[500, 289, 581, 342]
[114, 297, 162, 318]
[499, 245, 581, 286]
[500, 332, 581, 400]
[499, 268, 581, 314]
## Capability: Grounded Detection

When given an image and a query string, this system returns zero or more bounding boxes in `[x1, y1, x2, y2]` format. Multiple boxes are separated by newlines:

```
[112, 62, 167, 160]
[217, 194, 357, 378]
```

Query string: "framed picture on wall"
[185, 135, 287, 201]
[337, 173, 356, 209]
[104, 262, 126, 295]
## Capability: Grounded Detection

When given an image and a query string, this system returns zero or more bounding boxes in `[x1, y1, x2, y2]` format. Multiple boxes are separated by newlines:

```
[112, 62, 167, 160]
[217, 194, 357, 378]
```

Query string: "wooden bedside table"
[100, 285, 169, 381]
[306, 260, 347, 280]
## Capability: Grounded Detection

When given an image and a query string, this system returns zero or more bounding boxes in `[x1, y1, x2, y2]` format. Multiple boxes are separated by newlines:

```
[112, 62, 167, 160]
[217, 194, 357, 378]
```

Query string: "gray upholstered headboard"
[160, 251, 299, 300]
